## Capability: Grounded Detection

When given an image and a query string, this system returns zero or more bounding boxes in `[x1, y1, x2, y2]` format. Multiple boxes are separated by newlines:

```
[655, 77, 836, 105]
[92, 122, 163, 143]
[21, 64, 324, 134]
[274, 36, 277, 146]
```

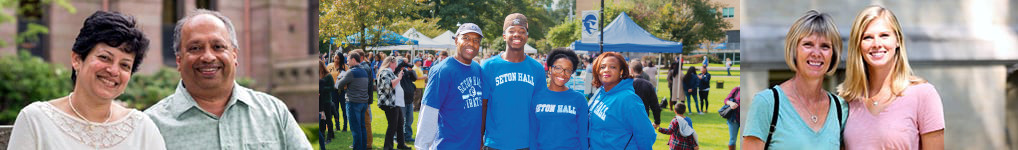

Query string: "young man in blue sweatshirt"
[414, 23, 487, 150]
[480, 13, 547, 150]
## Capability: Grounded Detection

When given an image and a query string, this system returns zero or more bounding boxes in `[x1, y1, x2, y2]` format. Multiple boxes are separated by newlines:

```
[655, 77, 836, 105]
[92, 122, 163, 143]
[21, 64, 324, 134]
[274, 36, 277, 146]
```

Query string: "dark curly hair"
[545, 48, 579, 72]
[70, 11, 150, 86]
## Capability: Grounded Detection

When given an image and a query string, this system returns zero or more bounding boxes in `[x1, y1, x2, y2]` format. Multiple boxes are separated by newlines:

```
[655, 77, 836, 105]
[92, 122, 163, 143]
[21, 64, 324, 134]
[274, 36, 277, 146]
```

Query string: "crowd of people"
[318, 12, 750, 150]
[319, 48, 440, 150]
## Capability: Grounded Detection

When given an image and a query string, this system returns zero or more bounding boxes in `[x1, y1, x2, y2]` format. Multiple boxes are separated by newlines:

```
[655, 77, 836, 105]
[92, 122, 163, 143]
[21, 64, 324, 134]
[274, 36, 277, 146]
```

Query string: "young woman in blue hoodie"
[587, 52, 657, 150]
[532, 48, 588, 150]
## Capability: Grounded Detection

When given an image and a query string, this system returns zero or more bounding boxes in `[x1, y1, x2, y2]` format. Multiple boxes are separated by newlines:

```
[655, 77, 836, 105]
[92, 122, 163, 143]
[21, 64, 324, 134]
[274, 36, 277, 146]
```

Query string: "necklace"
[806, 96, 819, 123]
[869, 92, 893, 107]
[68, 93, 113, 131]
[790, 86, 821, 123]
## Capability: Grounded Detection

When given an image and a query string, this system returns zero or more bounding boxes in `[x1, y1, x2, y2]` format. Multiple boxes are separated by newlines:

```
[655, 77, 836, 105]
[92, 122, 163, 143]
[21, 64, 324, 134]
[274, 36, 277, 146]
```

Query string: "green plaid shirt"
[144, 81, 312, 150]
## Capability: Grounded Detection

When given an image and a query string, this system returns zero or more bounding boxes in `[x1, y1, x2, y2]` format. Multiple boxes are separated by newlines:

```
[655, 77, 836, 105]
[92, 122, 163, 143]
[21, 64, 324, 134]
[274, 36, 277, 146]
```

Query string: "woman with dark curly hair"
[531, 48, 588, 150]
[7, 11, 163, 150]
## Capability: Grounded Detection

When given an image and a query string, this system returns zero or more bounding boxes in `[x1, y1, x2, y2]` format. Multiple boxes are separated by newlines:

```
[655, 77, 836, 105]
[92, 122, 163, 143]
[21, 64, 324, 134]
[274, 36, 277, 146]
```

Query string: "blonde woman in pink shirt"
[838, 5, 945, 150]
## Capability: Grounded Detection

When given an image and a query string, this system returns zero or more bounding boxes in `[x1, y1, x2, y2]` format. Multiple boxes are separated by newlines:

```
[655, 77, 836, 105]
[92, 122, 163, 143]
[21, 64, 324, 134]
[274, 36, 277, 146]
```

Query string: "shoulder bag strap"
[830, 92, 845, 147]
[765, 87, 780, 150]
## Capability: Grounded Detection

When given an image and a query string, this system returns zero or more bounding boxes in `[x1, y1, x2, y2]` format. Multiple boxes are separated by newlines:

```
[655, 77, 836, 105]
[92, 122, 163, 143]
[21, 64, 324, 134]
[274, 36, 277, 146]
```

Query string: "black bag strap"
[764, 87, 779, 150]
[764, 88, 846, 150]
[829, 92, 845, 147]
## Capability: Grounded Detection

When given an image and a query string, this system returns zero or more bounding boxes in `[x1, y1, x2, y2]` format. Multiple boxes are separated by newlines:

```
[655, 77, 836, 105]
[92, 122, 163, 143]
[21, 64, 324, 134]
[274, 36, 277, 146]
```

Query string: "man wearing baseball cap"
[480, 13, 547, 150]
[415, 23, 488, 150]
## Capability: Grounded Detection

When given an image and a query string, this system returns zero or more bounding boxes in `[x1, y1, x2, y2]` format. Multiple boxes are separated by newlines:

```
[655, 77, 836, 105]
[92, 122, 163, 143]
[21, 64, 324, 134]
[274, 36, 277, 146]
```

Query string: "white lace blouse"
[7, 102, 166, 150]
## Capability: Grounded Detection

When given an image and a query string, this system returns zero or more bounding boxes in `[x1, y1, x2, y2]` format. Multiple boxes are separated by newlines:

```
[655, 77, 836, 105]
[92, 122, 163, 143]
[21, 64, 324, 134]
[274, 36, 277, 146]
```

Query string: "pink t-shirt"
[844, 83, 945, 150]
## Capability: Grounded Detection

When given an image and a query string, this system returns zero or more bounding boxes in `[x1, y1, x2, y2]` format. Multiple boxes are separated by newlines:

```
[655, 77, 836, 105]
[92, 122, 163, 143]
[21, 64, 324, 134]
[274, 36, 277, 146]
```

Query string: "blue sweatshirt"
[588, 79, 657, 150]
[481, 54, 546, 149]
[683, 74, 698, 92]
[414, 58, 487, 150]
[532, 89, 588, 150]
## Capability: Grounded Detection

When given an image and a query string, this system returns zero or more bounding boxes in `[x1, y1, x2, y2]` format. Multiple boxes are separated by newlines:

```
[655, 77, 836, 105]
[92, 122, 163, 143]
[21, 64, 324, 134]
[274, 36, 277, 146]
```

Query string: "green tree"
[428, 0, 555, 52]
[319, 0, 431, 51]
[655, 0, 731, 54]
[544, 18, 579, 48]
[0, 0, 76, 47]
[548, 0, 575, 22]
[388, 18, 444, 38]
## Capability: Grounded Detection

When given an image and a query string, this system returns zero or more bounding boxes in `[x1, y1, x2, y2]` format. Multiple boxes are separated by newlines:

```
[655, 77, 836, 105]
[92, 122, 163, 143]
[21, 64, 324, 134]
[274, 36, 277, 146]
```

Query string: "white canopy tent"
[432, 30, 455, 46]
[524, 43, 537, 54]
[402, 28, 454, 50]
[371, 28, 454, 54]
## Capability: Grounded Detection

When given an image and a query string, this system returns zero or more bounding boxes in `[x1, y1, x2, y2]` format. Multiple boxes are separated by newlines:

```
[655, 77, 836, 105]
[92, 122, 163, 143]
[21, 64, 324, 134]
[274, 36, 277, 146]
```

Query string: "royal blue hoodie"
[588, 79, 657, 150]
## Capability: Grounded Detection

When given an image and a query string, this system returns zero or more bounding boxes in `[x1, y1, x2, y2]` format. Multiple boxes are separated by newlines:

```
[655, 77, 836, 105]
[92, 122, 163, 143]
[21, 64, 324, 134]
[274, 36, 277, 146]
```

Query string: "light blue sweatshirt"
[587, 79, 657, 150]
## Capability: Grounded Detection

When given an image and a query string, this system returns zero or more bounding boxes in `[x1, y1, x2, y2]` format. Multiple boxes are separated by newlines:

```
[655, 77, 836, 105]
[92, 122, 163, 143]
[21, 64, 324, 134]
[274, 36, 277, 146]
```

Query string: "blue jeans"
[319, 114, 328, 149]
[727, 118, 740, 146]
[685, 89, 699, 113]
[346, 102, 369, 150]
[336, 94, 348, 131]
[402, 104, 414, 140]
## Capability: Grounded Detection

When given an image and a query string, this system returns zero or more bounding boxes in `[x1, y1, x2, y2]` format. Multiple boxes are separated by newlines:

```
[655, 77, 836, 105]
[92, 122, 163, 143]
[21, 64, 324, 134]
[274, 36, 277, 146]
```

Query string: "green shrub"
[0, 50, 72, 124]
[120, 67, 180, 110]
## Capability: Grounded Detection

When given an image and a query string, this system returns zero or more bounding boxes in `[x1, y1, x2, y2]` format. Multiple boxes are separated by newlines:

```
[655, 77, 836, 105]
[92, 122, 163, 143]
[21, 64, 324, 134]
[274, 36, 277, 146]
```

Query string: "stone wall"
[0, 125, 11, 149]
[270, 56, 319, 123]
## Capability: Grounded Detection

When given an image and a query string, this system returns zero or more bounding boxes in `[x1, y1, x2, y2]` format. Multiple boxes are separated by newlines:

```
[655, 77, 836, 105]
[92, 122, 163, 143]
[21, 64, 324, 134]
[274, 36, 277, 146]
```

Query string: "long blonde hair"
[377, 56, 396, 79]
[838, 5, 924, 102]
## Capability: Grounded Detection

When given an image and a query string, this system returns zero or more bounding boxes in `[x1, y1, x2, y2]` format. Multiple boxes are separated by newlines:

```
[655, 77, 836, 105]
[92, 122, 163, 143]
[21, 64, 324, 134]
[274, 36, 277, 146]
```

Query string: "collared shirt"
[144, 81, 312, 150]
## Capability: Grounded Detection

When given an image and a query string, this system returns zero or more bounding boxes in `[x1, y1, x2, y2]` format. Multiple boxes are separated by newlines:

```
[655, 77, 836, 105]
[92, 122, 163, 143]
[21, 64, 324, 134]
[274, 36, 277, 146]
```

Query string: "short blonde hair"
[784, 10, 842, 75]
[838, 5, 924, 102]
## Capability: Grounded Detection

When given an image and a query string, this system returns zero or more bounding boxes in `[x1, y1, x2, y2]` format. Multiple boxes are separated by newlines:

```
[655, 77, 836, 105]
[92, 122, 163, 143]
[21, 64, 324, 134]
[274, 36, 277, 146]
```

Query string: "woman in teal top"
[741, 10, 848, 149]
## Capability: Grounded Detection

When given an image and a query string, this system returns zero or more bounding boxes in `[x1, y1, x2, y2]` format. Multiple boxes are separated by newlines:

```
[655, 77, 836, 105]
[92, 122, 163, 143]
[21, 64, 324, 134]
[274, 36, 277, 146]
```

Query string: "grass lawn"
[318, 92, 420, 150]
[707, 70, 740, 77]
[698, 63, 740, 68]
[654, 76, 741, 150]
[312, 75, 742, 150]
[658, 64, 740, 77]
